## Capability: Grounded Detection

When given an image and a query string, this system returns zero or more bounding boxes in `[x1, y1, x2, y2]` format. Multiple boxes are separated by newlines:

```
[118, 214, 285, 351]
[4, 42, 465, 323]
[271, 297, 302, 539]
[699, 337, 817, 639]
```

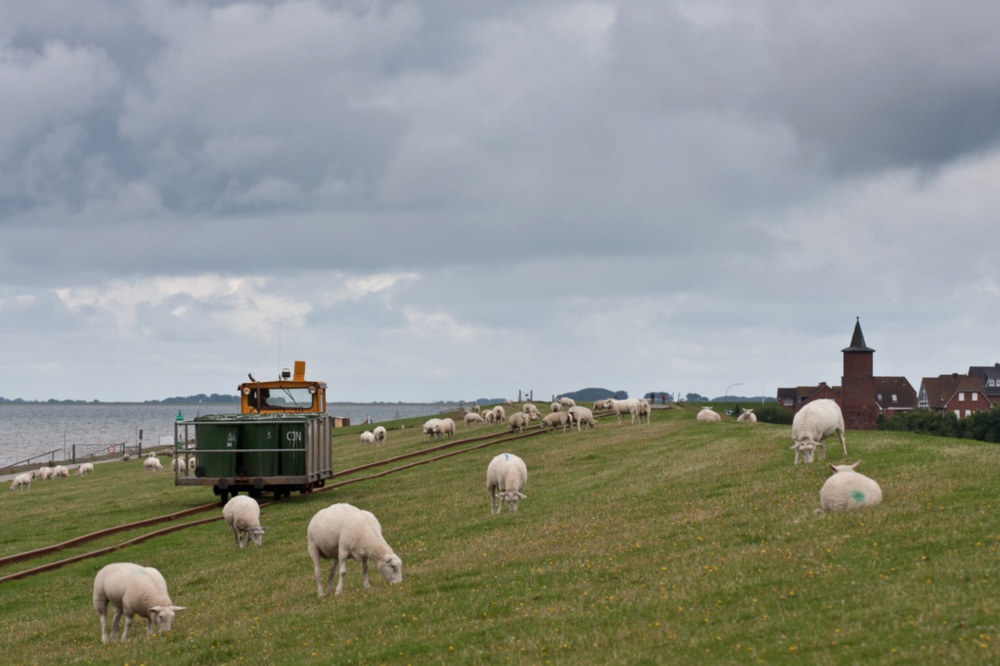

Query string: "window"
[989, 379, 996, 387]
[972, 392, 978, 401]
[877, 393, 882, 401]
[955, 410, 961, 417]
[783, 398, 793, 406]
[959, 392, 965, 402]
[892, 394, 898, 403]
[965, 409, 972, 417]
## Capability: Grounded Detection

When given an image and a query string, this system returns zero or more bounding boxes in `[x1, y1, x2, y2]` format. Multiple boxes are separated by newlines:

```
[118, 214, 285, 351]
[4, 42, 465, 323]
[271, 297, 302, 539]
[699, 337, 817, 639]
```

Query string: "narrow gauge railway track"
[0, 411, 613, 584]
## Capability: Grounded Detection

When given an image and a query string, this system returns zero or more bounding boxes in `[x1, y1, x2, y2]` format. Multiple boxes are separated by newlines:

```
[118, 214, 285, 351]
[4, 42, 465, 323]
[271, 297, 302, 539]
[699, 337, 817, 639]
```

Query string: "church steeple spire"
[842, 317, 874, 353]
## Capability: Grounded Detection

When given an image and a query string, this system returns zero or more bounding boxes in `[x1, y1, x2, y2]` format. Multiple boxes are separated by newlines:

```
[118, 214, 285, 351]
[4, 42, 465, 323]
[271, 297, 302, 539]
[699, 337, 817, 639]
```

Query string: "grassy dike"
[2, 404, 999, 665]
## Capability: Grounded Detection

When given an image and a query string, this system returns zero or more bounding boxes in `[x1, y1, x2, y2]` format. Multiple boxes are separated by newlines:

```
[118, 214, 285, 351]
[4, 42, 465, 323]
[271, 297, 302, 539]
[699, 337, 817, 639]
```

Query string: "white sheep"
[817, 462, 883, 513]
[77, 463, 95, 476]
[483, 410, 496, 426]
[433, 418, 456, 441]
[373, 426, 387, 446]
[307, 503, 403, 597]
[92, 562, 186, 643]
[147, 452, 157, 458]
[170, 458, 187, 473]
[122, 453, 131, 463]
[559, 397, 576, 408]
[791, 399, 847, 465]
[143, 457, 163, 472]
[593, 399, 607, 411]
[541, 411, 572, 434]
[637, 400, 651, 425]
[567, 406, 597, 431]
[550, 402, 562, 412]
[464, 412, 485, 428]
[422, 419, 442, 442]
[360, 431, 376, 446]
[487, 453, 528, 515]
[737, 407, 757, 422]
[472, 404, 481, 413]
[10, 473, 31, 491]
[504, 399, 512, 408]
[52, 465, 70, 478]
[696, 406, 721, 422]
[492, 406, 506, 423]
[508, 412, 530, 433]
[523, 403, 540, 417]
[37, 466, 53, 480]
[222, 495, 268, 548]
[607, 398, 641, 425]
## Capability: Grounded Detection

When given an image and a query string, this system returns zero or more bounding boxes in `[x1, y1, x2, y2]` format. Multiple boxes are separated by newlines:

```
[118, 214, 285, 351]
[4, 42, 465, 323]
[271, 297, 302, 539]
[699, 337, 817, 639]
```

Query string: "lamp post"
[724, 383, 743, 407]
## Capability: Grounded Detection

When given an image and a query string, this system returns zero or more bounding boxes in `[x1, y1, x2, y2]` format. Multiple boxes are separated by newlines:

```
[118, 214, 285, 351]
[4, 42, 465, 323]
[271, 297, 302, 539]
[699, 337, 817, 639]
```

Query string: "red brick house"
[873, 377, 917, 418]
[917, 374, 992, 417]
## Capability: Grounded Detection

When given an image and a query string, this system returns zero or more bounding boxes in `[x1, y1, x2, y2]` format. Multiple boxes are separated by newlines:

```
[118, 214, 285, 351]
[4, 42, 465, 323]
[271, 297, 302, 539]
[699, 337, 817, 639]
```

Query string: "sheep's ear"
[383, 554, 394, 563]
[170, 606, 187, 612]
[789, 444, 798, 450]
[828, 464, 837, 472]
[260, 526, 269, 531]
[850, 461, 861, 471]
[517, 492, 528, 498]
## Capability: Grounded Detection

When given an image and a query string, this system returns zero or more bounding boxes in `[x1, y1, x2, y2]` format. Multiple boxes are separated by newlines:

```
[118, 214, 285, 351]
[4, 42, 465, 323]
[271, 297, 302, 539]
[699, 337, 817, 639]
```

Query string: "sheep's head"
[378, 553, 403, 585]
[500, 490, 527, 511]
[791, 440, 816, 464]
[149, 605, 186, 632]
[829, 462, 861, 473]
[249, 526, 268, 546]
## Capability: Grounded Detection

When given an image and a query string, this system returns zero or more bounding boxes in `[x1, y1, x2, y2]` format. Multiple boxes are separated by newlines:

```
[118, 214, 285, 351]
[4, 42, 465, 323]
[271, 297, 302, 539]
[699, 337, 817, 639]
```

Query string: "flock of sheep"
[9, 462, 92, 491]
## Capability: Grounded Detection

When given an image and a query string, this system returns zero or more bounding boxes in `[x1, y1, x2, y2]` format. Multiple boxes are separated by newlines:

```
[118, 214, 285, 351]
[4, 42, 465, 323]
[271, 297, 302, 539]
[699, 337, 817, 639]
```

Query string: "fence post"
[72, 445, 76, 464]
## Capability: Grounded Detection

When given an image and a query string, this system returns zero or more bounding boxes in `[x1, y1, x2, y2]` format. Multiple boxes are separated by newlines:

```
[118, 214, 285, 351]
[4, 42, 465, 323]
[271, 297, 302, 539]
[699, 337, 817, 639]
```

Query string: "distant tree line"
[146, 393, 240, 405]
[878, 406, 1000, 443]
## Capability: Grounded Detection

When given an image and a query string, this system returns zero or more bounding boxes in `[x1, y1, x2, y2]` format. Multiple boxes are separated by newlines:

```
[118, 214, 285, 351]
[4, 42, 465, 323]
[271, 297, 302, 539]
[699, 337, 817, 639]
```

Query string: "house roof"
[777, 388, 797, 401]
[919, 374, 988, 410]
[796, 384, 841, 399]
[873, 376, 917, 410]
[842, 317, 875, 353]
[968, 364, 1000, 396]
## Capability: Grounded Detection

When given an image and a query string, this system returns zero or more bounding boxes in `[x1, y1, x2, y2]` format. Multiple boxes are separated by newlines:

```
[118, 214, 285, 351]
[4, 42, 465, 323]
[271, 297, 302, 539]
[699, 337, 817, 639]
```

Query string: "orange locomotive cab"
[239, 360, 327, 414]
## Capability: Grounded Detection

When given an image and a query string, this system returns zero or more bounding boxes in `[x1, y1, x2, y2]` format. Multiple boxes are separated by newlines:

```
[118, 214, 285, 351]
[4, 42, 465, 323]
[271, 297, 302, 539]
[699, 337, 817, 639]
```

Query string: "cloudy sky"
[2, 0, 999, 403]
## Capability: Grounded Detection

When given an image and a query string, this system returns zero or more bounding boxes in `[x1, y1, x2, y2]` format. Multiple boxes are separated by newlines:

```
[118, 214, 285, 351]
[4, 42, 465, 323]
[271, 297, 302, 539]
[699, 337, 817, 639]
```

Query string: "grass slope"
[2, 405, 999, 665]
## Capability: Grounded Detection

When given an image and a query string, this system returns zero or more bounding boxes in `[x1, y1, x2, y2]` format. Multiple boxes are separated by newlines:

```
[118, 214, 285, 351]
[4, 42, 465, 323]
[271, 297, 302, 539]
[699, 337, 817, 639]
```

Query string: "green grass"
[2, 405, 999, 665]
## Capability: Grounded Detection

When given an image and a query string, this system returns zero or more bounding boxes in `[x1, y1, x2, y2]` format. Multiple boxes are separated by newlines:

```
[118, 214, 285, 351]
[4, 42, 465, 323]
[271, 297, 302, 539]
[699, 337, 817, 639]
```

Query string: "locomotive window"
[249, 388, 314, 409]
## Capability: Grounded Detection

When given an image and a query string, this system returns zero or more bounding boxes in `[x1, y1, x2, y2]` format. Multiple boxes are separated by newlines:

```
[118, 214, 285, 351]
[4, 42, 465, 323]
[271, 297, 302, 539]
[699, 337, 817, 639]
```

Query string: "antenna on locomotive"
[278, 318, 282, 380]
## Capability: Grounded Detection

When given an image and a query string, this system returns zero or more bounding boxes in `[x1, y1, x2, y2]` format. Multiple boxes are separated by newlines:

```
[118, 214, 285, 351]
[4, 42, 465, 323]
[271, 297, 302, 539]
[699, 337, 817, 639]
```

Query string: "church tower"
[841, 317, 877, 430]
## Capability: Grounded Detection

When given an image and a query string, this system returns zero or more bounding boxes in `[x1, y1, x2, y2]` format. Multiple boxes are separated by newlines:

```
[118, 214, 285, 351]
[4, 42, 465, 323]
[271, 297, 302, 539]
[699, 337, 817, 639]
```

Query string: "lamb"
[170, 458, 187, 473]
[816, 462, 882, 513]
[737, 407, 757, 422]
[143, 457, 163, 472]
[432, 417, 456, 441]
[550, 402, 562, 412]
[559, 397, 576, 408]
[464, 412, 485, 428]
[360, 431, 376, 446]
[790, 399, 847, 465]
[306, 503, 403, 597]
[52, 465, 70, 478]
[122, 453, 131, 462]
[492, 406, 506, 423]
[487, 453, 528, 514]
[541, 411, 573, 434]
[37, 466, 53, 480]
[222, 495, 268, 548]
[373, 426, 387, 446]
[77, 463, 95, 476]
[422, 419, 442, 442]
[637, 400, 652, 425]
[607, 398, 641, 425]
[567, 406, 597, 431]
[92, 562, 185, 643]
[696, 406, 721, 422]
[10, 473, 31, 491]
[508, 412, 530, 433]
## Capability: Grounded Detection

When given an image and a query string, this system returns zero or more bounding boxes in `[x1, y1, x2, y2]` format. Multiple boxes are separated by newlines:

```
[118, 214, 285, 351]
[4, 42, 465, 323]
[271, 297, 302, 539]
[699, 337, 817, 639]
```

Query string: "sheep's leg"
[98, 606, 109, 644]
[309, 543, 328, 597]
[838, 429, 847, 456]
[489, 486, 497, 515]
[335, 556, 349, 595]
[121, 613, 133, 641]
[147, 614, 156, 636]
[231, 525, 242, 548]
[362, 559, 371, 589]
[110, 607, 123, 641]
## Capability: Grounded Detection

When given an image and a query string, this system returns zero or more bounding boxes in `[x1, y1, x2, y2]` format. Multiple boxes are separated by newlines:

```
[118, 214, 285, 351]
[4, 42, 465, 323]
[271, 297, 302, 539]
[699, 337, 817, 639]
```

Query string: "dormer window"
[892, 394, 897, 403]
[877, 393, 882, 401]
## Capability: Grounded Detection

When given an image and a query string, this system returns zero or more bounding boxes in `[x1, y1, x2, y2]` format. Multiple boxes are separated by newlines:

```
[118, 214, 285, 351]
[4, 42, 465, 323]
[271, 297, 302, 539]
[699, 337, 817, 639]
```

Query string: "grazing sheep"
[637, 400, 652, 425]
[10, 473, 31, 491]
[92, 562, 185, 643]
[52, 465, 70, 478]
[541, 411, 572, 434]
[464, 412, 485, 428]
[37, 466, 53, 480]
[433, 418, 456, 441]
[817, 462, 883, 513]
[373, 426, 387, 446]
[143, 457, 163, 472]
[737, 408, 757, 423]
[523, 403, 540, 417]
[482, 410, 496, 426]
[791, 399, 847, 465]
[504, 399, 512, 408]
[559, 397, 576, 408]
[122, 453, 131, 463]
[170, 458, 187, 474]
[487, 453, 528, 515]
[360, 431, 376, 446]
[147, 452, 157, 458]
[76, 463, 95, 476]
[550, 402, 562, 412]
[472, 404, 481, 413]
[567, 406, 597, 431]
[223, 495, 268, 548]
[696, 406, 721, 423]
[593, 399, 607, 411]
[508, 412, 530, 433]
[422, 419, 442, 442]
[607, 398, 641, 425]
[306, 503, 403, 597]
[492, 406, 506, 424]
